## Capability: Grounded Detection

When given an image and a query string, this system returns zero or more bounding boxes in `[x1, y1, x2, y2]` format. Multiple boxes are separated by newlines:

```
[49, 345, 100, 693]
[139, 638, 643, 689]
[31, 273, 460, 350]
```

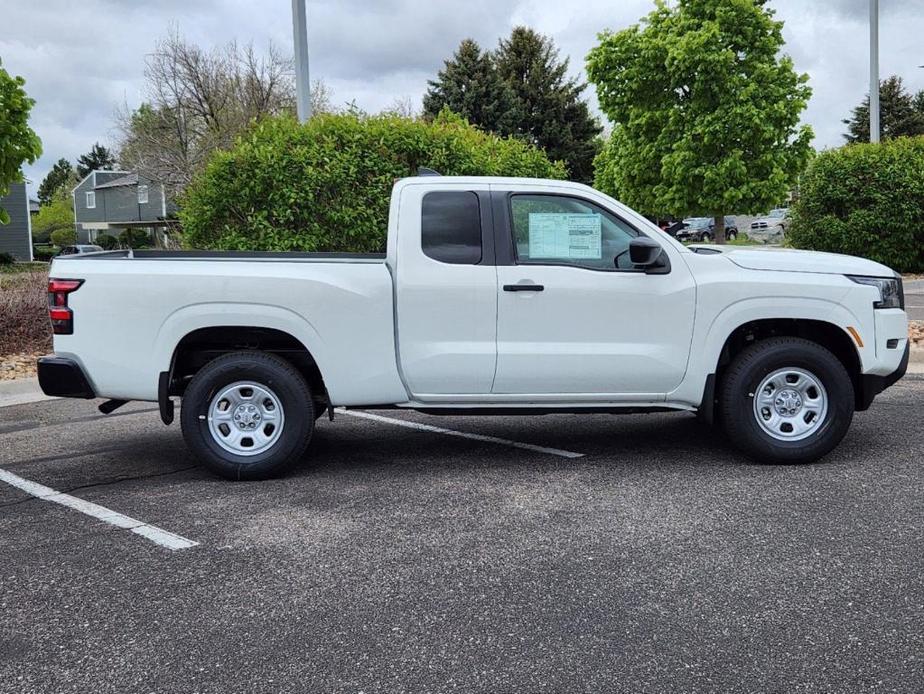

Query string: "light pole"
[292, 0, 312, 123]
[869, 0, 880, 142]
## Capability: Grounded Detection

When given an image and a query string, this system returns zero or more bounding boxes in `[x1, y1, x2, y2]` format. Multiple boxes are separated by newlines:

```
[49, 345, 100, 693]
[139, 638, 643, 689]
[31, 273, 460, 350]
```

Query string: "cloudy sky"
[3, 0, 924, 195]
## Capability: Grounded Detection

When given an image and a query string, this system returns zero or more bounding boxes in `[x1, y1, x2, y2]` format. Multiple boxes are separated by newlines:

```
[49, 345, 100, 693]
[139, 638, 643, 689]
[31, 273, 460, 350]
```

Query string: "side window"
[510, 194, 640, 270]
[421, 191, 482, 265]
[85, 191, 96, 209]
[137, 185, 149, 204]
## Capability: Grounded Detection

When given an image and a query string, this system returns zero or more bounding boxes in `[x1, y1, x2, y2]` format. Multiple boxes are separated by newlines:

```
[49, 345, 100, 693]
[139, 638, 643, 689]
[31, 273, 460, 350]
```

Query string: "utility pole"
[869, 0, 880, 142]
[292, 0, 311, 122]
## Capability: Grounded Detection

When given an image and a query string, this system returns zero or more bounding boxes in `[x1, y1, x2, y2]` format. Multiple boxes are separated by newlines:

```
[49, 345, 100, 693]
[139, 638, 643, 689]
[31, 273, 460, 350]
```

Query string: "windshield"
[768, 209, 787, 219]
[683, 217, 711, 229]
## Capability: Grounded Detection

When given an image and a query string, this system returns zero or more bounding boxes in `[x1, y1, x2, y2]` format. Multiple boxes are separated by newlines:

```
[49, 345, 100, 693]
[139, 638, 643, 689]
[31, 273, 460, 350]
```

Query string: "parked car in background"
[675, 216, 738, 242]
[56, 245, 105, 256]
[749, 208, 790, 243]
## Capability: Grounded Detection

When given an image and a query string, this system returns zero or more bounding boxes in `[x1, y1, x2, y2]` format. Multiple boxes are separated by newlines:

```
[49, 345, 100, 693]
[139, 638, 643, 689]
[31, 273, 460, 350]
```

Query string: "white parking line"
[336, 408, 584, 459]
[0, 468, 198, 551]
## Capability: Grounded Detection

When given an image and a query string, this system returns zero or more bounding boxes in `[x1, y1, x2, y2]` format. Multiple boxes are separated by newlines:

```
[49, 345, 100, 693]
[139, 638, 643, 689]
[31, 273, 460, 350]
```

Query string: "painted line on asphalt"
[336, 408, 584, 459]
[0, 467, 198, 551]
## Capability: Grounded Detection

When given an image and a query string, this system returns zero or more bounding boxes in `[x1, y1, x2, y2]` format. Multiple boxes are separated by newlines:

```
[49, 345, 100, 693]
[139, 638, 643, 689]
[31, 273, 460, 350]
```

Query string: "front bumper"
[37, 356, 96, 399]
[856, 342, 909, 411]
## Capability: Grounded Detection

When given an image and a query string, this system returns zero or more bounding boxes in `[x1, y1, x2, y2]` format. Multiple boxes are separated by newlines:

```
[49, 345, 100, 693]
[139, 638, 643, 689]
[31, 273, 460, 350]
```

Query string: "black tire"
[727, 230, 737, 241]
[719, 337, 854, 464]
[701, 232, 712, 242]
[180, 351, 314, 480]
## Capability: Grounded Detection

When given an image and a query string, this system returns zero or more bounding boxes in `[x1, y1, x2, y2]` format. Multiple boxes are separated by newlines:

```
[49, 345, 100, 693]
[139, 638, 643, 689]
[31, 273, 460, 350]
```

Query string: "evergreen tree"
[37, 158, 73, 206]
[423, 39, 518, 135]
[843, 76, 924, 143]
[495, 27, 601, 183]
[76, 142, 117, 178]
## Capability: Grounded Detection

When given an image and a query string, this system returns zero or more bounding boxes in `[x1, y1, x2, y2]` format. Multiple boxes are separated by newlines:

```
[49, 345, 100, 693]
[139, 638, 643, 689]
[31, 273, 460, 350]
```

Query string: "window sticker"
[528, 213, 602, 260]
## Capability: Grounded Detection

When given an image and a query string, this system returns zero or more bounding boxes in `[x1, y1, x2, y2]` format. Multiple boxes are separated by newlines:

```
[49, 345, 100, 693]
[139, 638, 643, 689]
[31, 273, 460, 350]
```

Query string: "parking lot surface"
[1, 378, 923, 693]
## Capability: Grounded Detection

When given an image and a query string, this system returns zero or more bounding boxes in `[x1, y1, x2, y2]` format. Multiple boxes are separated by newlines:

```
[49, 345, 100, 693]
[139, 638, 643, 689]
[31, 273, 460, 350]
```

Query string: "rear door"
[395, 183, 498, 397]
[491, 185, 696, 397]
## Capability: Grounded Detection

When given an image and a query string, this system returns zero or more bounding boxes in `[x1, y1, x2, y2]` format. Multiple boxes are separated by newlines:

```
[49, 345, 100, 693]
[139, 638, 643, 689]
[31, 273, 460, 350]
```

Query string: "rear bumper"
[856, 342, 909, 411]
[37, 356, 96, 399]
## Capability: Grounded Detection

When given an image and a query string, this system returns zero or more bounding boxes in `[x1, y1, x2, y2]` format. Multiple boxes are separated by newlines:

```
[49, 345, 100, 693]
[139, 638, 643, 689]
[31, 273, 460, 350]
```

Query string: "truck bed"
[65, 250, 387, 263]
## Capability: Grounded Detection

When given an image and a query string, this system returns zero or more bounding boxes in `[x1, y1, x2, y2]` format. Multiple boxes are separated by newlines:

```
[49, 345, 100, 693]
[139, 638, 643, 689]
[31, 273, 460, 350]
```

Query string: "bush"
[96, 233, 118, 250]
[788, 136, 924, 272]
[0, 252, 14, 265]
[50, 228, 76, 247]
[119, 228, 151, 248]
[32, 245, 58, 261]
[181, 110, 567, 251]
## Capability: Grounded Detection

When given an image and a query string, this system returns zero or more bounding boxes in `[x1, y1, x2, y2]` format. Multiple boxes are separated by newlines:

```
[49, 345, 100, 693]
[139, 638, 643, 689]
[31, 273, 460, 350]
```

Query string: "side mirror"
[629, 237, 663, 266]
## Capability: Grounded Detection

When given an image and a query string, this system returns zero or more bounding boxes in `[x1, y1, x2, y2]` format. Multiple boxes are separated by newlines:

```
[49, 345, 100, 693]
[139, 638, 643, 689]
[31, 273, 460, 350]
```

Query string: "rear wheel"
[719, 338, 854, 464]
[180, 351, 314, 480]
[700, 232, 713, 242]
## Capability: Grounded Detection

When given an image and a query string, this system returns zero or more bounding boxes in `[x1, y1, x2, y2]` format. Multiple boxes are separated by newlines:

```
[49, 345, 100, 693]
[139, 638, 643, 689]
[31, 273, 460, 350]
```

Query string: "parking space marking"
[0, 467, 198, 551]
[336, 409, 584, 459]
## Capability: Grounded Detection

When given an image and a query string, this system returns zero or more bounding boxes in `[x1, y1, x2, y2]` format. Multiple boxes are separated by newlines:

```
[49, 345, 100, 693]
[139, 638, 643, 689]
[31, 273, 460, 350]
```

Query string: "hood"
[692, 245, 895, 277]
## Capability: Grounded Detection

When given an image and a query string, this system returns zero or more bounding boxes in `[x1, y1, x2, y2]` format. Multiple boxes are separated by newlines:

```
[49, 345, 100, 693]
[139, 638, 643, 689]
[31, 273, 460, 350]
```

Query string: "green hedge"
[180, 110, 566, 252]
[788, 137, 924, 272]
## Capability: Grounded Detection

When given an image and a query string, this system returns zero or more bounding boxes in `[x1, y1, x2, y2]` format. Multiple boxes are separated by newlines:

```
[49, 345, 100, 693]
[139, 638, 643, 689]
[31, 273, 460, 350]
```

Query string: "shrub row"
[788, 136, 924, 272]
[180, 110, 566, 252]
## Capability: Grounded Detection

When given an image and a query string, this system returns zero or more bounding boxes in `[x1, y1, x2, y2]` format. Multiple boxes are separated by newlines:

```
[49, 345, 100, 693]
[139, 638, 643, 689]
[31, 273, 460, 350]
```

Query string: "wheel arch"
[699, 316, 864, 421]
[165, 324, 330, 416]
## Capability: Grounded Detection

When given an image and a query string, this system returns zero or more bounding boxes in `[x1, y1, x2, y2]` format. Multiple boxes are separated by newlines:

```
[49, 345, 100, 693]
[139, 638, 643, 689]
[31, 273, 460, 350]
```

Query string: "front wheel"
[180, 352, 314, 480]
[719, 338, 854, 464]
[700, 232, 712, 242]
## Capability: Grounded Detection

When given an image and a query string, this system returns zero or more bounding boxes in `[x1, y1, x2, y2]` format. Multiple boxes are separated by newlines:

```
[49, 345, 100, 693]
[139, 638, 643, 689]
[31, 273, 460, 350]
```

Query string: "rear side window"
[421, 192, 482, 265]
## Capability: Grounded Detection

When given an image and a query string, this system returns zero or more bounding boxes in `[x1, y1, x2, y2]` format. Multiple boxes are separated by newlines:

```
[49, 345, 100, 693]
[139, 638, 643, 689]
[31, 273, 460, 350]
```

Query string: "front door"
[492, 189, 696, 397]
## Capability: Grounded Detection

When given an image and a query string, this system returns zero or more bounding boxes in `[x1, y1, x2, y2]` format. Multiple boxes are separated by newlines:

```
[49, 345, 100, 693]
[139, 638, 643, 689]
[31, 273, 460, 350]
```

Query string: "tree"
[31, 194, 74, 243]
[843, 75, 924, 143]
[76, 143, 116, 178]
[423, 39, 519, 135]
[116, 30, 306, 202]
[50, 227, 76, 247]
[0, 58, 42, 224]
[495, 27, 602, 184]
[587, 0, 813, 243]
[37, 158, 74, 205]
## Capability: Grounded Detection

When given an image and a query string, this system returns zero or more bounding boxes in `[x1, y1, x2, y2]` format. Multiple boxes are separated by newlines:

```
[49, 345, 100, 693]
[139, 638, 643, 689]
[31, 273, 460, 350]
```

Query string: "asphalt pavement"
[1, 377, 923, 693]
[905, 279, 924, 321]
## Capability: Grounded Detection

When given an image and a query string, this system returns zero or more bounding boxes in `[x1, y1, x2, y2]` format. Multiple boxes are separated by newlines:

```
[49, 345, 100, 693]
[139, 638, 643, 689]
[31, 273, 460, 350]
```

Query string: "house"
[71, 170, 176, 243]
[0, 182, 33, 261]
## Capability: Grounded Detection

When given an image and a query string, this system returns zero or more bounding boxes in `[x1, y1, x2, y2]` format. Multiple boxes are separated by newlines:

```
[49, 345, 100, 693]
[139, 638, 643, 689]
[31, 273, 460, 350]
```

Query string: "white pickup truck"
[39, 175, 909, 480]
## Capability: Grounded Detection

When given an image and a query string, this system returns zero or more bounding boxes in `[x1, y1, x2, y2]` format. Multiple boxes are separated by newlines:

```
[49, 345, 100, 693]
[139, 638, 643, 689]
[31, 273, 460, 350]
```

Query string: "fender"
[670, 295, 868, 407]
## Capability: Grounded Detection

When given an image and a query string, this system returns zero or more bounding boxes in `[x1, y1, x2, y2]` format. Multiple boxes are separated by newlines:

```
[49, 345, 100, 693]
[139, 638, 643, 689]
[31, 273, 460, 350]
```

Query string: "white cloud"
[3, 0, 923, 194]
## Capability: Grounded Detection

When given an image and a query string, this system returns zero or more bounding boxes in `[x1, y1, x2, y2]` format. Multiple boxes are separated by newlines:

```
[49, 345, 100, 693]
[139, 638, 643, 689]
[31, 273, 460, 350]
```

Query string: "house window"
[86, 191, 96, 209]
[137, 185, 149, 204]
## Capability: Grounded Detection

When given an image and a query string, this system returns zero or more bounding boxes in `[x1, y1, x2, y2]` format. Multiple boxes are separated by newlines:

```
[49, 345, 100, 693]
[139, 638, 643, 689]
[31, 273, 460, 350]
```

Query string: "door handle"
[503, 283, 544, 292]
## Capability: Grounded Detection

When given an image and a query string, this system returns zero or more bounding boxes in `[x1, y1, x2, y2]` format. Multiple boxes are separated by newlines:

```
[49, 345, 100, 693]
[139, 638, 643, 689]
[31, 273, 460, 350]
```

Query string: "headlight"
[847, 275, 904, 309]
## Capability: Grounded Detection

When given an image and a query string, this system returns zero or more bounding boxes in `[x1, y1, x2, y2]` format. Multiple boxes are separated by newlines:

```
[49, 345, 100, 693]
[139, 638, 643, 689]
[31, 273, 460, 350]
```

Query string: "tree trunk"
[713, 214, 726, 244]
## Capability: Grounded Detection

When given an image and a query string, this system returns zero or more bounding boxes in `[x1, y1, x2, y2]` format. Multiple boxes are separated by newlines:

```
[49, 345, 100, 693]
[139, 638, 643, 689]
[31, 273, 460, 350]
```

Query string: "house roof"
[70, 169, 134, 194]
[94, 173, 139, 190]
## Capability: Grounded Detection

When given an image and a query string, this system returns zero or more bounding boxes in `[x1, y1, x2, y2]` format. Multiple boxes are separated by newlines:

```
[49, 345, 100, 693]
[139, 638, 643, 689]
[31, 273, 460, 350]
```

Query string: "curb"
[0, 377, 57, 408]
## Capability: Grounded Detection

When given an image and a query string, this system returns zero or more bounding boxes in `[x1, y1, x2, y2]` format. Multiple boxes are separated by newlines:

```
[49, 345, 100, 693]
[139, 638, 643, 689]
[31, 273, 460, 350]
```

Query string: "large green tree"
[587, 0, 813, 243]
[37, 157, 73, 205]
[495, 27, 602, 184]
[31, 193, 74, 244]
[76, 142, 116, 178]
[423, 39, 519, 135]
[0, 58, 42, 224]
[843, 75, 924, 143]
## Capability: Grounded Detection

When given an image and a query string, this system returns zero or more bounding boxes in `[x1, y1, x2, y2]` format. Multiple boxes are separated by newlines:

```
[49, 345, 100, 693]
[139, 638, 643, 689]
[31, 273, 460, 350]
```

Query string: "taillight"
[48, 279, 84, 334]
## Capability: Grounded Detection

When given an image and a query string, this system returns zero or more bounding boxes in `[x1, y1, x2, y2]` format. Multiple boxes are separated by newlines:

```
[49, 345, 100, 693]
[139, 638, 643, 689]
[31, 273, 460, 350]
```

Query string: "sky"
[3, 0, 924, 196]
